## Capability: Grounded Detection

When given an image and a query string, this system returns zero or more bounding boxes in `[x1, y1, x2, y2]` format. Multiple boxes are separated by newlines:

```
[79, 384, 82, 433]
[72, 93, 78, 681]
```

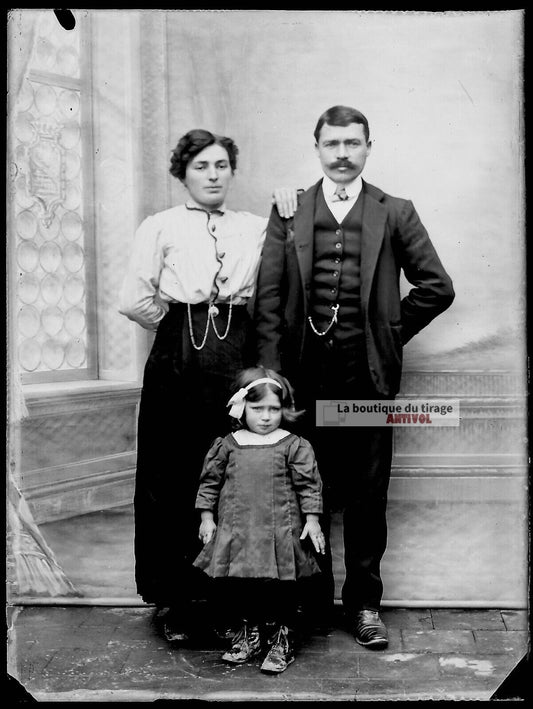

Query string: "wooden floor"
[7, 604, 528, 702]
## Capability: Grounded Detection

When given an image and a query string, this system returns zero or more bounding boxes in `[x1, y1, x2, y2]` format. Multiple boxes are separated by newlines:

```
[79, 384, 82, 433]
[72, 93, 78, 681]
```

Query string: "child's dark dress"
[194, 432, 323, 580]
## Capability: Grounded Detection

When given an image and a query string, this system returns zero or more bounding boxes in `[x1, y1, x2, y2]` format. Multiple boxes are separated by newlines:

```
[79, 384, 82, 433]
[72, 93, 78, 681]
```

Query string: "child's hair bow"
[227, 377, 283, 419]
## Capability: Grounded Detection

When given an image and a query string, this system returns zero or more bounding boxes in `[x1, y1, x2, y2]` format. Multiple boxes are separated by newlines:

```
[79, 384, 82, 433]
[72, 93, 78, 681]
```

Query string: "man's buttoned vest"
[310, 188, 364, 344]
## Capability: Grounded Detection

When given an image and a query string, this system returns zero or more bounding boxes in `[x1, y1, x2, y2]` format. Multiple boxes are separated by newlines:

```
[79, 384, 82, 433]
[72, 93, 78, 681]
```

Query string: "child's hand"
[199, 519, 217, 545]
[300, 518, 326, 555]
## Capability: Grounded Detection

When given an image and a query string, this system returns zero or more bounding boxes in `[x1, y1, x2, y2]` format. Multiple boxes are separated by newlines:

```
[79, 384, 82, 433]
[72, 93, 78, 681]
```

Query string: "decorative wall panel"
[400, 371, 525, 398]
[11, 11, 90, 380]
[19, 383, 140, 526]
[394, 408, 526, 457]
[21, 407, 136, 472]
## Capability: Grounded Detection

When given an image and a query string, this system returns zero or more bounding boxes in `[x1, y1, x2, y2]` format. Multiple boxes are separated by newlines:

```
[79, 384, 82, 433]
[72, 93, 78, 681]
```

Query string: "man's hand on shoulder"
[271, 187, 302, 219]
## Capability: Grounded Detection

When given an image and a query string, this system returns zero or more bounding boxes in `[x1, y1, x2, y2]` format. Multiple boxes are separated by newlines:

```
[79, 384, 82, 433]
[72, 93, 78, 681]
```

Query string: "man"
[254, 105, 455, 649]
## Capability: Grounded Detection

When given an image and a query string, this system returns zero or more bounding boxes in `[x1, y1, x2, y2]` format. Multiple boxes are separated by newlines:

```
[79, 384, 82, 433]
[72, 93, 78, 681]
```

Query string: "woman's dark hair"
[231, 366, 304, 430]
[169, 129, 239, 181]
[313, 105, 370, 144]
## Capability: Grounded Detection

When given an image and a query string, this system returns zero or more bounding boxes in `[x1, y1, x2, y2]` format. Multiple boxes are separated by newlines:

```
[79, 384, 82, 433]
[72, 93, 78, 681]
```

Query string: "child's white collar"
[232, 428, 291, 445]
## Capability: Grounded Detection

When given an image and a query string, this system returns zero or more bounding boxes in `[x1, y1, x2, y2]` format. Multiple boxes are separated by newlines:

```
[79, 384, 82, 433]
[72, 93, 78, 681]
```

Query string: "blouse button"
[332, 271, 339, 278]
[335, 242, 342, 249]
[335, 229, 342, 236]
[219, 276, 228, 283]
[218, 251, 226, 258]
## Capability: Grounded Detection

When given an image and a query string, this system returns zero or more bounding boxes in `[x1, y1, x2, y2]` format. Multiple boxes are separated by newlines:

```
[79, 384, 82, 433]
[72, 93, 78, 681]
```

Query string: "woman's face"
[183, 143, 233, 210]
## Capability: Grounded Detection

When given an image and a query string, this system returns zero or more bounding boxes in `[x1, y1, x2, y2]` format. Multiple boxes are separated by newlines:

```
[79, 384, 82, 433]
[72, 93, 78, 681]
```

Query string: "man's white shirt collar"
[322, 174, 363, 202]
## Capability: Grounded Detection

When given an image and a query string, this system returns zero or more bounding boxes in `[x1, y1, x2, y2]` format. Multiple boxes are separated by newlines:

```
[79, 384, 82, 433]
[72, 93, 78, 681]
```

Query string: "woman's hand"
[272, 188, 299, 219]
[199, 516, 217, 545]
[300, 515, 326, 555]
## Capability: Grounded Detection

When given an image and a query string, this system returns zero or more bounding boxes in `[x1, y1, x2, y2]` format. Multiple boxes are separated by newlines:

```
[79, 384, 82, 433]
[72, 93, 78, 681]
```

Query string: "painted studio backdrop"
[7, 10, 526, 607]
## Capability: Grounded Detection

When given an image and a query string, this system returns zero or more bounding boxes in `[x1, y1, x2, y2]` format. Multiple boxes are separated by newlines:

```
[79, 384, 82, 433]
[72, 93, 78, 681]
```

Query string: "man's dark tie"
[332, 185, 349, 201]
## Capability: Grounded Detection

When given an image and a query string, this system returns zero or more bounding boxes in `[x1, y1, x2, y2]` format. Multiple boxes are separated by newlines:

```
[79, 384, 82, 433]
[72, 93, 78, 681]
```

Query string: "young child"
[193, 367, 325, 674]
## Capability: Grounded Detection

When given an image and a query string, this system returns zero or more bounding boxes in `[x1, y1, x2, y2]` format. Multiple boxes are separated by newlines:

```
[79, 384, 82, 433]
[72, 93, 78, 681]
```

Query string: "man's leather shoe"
[353, 610, 388, 649]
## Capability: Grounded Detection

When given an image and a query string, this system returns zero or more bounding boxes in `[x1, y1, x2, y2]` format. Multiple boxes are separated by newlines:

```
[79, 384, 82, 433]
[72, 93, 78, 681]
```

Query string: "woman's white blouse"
[119, 202, 267, 330]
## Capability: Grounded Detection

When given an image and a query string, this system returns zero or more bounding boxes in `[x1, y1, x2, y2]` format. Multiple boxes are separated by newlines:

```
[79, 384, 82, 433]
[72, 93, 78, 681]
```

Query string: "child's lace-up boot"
[221, 620, 261, 663]
[260, 624, 295, 673]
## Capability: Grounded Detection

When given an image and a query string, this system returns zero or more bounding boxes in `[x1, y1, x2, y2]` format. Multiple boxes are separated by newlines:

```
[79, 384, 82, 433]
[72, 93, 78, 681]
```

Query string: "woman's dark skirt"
[134, 303, 254, 608]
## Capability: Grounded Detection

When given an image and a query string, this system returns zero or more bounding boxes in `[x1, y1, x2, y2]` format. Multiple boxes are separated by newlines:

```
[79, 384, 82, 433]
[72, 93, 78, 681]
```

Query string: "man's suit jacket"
[254, 179, 455, 397]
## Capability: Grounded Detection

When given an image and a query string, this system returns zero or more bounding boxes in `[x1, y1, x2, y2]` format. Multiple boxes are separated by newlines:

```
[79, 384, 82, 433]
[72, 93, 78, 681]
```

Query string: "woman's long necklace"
[185, 207, 234, 350]
[187, 295, 233, 351]
[210, 299, 233, 340]
[308, 303, 339, 336]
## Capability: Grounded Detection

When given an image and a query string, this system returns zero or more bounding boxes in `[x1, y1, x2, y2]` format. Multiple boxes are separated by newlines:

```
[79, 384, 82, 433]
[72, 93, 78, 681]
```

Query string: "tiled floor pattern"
[7, 606, 528, 702]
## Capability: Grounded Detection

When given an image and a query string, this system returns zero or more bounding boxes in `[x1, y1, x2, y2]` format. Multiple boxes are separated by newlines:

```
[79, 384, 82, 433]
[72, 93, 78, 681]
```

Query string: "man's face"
[315, 122, 372, 184]
[183, 143, 233, 209]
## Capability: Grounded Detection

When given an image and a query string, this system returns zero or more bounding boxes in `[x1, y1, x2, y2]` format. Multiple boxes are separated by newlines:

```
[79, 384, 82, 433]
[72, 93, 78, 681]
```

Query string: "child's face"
[244, 390, 282, 435]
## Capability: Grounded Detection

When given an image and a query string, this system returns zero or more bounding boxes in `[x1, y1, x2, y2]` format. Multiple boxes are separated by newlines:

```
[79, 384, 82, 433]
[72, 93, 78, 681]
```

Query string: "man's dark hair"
[313, 105, 370, 144]
[169, 129, 239, 181]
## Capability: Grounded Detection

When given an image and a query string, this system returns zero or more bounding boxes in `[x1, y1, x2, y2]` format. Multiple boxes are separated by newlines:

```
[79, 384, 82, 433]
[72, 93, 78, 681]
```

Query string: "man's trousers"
[293, 333, 394, 615]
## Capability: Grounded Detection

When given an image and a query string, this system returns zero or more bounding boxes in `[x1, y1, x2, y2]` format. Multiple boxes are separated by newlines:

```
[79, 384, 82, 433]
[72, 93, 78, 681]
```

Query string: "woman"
[119, 129, 294, 640]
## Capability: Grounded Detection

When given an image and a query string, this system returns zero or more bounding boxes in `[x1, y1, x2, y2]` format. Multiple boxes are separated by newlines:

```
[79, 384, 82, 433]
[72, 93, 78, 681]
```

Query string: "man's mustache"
[329, 160, 356, 169]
